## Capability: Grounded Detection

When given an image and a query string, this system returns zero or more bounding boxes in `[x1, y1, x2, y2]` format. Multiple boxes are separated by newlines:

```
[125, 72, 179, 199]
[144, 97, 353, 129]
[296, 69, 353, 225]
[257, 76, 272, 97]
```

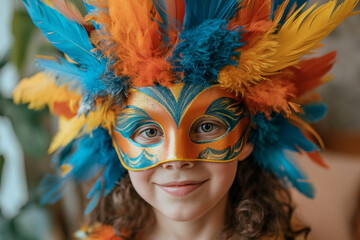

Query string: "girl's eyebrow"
[115, 105, 152, 138]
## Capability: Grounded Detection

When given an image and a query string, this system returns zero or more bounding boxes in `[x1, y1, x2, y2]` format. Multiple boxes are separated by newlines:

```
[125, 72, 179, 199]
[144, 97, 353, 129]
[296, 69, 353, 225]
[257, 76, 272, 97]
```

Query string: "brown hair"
[90, 158, 309, 239]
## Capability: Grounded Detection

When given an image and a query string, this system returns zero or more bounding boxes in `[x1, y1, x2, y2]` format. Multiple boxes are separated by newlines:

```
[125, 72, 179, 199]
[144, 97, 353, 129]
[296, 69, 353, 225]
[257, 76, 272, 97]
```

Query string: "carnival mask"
[113, 84, 250, 171]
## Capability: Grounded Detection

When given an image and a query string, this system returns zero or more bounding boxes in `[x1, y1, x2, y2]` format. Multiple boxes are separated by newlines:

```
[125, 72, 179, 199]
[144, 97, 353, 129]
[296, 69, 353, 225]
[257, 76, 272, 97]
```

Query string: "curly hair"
[89, 158, 310, 239]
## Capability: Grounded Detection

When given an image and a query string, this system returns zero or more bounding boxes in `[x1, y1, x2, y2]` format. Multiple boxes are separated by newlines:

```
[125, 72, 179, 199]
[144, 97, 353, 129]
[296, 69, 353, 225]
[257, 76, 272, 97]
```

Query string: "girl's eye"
[199, 123, 214, 133]
[190, 117, 228, 142]
[144, 128, 159, 137]
[131, 124, 164, 146]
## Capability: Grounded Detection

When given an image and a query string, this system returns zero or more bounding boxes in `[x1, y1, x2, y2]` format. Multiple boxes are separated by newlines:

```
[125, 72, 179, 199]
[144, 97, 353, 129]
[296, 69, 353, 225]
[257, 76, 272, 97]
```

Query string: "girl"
[14, 0, 359, 239]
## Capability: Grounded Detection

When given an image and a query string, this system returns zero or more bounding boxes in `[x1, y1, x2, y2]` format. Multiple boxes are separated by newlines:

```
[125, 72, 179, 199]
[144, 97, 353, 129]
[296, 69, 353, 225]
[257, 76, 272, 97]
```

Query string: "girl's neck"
[137, 194, 229, 240]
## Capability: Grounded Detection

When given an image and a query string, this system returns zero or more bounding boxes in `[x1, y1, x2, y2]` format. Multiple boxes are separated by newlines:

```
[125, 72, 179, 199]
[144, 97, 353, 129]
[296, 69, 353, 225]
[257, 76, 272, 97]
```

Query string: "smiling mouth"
[156, 180, 207, 197]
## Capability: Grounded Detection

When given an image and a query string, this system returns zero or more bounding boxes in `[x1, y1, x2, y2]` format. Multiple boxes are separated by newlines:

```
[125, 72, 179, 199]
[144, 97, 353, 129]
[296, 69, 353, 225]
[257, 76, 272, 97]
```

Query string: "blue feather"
[300, 103, 327, 123]
[152, 0, 168, 26]
[248, 113, 316, 198]
[36, 58, 85, 91]
[171, 20, 244, 85]
[39, 175, 70, 204]
[36, 56, 129, 112]
[39, 127, 126, 213]
[152, 0, 170, 43]
[23, 0, 97, 63]
[183, 0, 240, 29]
[84, 1, 101, 30]
[271, 0, 308, 24]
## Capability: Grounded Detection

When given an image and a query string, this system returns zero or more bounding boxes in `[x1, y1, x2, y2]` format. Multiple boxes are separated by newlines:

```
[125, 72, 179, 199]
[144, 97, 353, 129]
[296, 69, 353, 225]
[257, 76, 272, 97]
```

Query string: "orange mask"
[113, 84, 250, 171]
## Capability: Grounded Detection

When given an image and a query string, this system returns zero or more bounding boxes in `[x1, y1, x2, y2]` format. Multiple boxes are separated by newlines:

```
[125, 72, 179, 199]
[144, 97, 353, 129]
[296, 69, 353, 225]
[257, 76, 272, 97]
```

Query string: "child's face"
[113, 83, 252, 221]
[113, 84, 250, 171]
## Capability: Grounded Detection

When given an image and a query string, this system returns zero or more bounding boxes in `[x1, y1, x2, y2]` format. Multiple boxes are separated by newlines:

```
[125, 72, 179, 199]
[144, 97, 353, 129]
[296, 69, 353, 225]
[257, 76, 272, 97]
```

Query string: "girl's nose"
[161, 160, 195, 170]
[162, 129, 195, 161]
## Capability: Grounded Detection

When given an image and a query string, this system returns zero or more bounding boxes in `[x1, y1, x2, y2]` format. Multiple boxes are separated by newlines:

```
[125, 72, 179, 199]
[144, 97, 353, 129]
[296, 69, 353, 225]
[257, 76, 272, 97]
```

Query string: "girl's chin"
[154, 206, 208, 222]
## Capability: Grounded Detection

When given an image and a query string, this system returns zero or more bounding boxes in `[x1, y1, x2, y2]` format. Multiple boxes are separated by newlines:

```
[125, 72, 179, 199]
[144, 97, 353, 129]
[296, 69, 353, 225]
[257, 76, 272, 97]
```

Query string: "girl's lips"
[156, 180, 207, 197]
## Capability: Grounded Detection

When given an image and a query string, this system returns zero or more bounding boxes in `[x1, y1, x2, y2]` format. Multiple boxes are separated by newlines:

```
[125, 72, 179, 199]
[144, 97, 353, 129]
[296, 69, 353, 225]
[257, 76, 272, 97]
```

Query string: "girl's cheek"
[128, 168, 155, 189]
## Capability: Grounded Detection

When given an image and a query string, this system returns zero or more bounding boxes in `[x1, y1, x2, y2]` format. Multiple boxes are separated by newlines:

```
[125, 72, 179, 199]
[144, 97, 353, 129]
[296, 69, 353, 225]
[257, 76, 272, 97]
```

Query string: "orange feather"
[306, 151, 329, 169]
[53, 101, 77, 119]
[243, 50, 336, 116]
[290, 51, 336, 97]
[244, 74, 297, 117]
[86, 225, 123, 240]
[230, 0, 273, 45]
[88, 0, 175, 87]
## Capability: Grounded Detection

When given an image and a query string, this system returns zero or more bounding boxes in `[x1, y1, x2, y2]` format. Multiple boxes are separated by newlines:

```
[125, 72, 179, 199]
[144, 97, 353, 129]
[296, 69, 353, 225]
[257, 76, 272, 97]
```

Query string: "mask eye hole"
[190, 116, 228, 143]
[130, 122, 164, 146]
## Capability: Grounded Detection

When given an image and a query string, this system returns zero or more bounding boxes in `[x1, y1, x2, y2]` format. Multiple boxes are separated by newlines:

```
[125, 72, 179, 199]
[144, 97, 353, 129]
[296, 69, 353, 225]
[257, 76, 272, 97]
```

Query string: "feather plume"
[84, 0, 101, 30]
[80, 224, 120, 240]
[171, 20, 244, 85]
[300, 102, 327, 123]
[37, 55, 129, 111]
[231, 0, 272, 34]
[51, 0, 85, 24]
[39, 127, 125, 214]
[52, 101, 77, 119]
[249, 113, 317, 197]
[217, 26, 278, 95]
[306, 151, 328, 168]
[48, 106, 116, 153]
[152, 0, 169, 34]
[288, 114, 325, 149]
[244, 75, 297, 117]
[36, 57, 85, 92]
[243, 51, 335, 116]
[271, 0, 308, 24]
[265, 0, 358, 73]
[23, 0, 97, 63]
[183, 0, 240, 29]
[13, 72, 80, 113]
[291, 51, 336, 97]
[217, 1, 288, 95]
[90, 0, 175, 87]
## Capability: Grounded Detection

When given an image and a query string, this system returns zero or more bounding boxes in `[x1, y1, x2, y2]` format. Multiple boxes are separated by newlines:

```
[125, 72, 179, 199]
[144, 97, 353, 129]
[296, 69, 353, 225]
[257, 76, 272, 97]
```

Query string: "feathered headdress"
[14, 0, 359, 213]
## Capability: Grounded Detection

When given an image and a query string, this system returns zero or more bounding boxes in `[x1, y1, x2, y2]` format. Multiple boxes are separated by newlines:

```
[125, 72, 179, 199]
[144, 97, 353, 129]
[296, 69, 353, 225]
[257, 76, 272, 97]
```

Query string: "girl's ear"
[238, 144, 254, 162]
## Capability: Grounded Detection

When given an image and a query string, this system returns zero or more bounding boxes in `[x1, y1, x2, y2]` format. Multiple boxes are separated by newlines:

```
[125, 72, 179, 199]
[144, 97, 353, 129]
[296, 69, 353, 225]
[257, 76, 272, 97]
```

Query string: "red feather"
[230, 0, 273, 46]
[175, 0, 185, 25]
[291, 51, 337, 97]
[88, 225, 123, 240]
[306, 151, 329, 169]
[53, 101, 77, 119]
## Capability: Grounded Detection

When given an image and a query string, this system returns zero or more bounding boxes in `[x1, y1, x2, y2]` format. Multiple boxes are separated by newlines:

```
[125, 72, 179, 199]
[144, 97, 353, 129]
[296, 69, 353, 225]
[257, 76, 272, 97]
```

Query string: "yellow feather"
[14, 73, 116, 154]
[60, 164, 73, 177]
[218, 31, 278, 95]
[288, 115, 325, 149]
[265, 0, 359, 73]
[13, 72, 80, 111]
[48, 106, 116, 153]
[217, 0, 289, 95]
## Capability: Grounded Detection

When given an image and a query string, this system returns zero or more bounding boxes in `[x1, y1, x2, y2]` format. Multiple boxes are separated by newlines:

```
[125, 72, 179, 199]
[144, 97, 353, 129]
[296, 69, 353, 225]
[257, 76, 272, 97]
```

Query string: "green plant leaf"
[11, 9, 36, 75]
[0, 155, 4, 186]
[0, 52, 9, 70]
[0, 96, 50, 159]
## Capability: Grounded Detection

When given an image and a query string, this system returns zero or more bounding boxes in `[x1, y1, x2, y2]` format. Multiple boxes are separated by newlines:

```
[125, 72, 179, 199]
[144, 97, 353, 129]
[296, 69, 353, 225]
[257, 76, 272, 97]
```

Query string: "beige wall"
[292, 152, 360, 240]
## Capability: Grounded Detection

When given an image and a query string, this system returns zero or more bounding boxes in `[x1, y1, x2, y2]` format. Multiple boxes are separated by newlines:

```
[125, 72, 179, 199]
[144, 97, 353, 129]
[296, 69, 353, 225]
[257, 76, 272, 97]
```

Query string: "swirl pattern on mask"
[198, 127, 248, 160]
[136, 84, 206, 127]
[117, 148, 159, 170]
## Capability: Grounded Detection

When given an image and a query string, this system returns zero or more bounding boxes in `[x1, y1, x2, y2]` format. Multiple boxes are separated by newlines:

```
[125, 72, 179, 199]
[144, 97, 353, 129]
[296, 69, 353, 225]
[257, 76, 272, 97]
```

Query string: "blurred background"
[0, 0, 359, 239]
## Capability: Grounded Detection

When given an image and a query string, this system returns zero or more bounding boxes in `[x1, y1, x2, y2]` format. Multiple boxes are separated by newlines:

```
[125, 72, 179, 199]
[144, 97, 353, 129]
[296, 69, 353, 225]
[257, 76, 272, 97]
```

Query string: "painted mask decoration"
[113, 84, 250, 171]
